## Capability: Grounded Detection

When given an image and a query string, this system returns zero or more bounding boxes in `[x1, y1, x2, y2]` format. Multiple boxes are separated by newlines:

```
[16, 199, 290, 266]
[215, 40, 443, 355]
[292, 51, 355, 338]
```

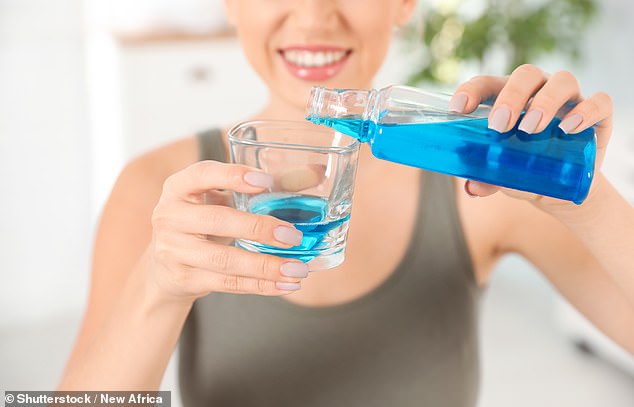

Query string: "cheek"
[237, 31, 268, 78]
[341, 2, 397, 80]
[355, 24, 393, 79]
[233, 3, 286, 82]
[234, 23, 275, 83]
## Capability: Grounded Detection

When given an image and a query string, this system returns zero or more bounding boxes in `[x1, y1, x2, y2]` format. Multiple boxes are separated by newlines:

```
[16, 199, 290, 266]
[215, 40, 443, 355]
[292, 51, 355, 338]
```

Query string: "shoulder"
[119, 136, 199, 193]
[93, 135, 201, 276]
[125, 136, 200, 183]
[105, 135, 201, 221]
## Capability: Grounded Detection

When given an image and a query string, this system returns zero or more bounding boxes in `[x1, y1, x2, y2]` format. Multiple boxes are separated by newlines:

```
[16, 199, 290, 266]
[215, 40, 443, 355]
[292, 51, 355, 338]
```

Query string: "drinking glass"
[229, 120, 359, 270]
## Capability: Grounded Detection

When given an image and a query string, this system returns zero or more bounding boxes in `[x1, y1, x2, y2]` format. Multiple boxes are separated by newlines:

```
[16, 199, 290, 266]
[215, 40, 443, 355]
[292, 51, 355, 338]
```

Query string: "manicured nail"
[449, 93, 468, 113]
[244, 171, 274, 188]
[464, 181, 478, 198]
[274, 226, 303, 246]
[489, 105, 511, 133]
[280, 262, 309, 278]
[276, 281, 301, 291]
[558, 113, 583, 134]
[518, 109, 543, 134]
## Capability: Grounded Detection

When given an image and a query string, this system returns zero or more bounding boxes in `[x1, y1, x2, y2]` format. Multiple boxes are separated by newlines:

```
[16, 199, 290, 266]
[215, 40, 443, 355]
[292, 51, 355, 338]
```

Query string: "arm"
[59, 151, 194, 389]
[59, 143, 308, 389]
[498, 194, 634, 354]
[59, 250, 194, 390]
[540, 173, 634, 305]
[451, 65, 634, 353]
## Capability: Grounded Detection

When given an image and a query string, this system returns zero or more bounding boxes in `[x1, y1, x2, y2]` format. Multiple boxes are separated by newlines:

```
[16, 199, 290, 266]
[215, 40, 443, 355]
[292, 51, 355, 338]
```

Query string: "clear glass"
[229, 120, 360, 270]
[307, 85, 596, 204]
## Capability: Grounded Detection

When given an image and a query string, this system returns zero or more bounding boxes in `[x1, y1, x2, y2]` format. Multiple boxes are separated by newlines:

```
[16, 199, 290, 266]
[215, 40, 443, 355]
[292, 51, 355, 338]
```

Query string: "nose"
[290, 0, 339, 32]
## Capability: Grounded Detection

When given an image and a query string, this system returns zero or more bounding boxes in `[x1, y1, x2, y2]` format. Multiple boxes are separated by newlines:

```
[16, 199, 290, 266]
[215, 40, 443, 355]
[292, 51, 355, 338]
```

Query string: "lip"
[278, 44, 352, 82]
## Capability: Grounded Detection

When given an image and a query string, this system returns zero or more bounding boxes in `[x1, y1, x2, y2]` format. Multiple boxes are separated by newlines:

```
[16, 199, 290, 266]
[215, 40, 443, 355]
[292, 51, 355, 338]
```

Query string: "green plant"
[404, 0, 598, 85]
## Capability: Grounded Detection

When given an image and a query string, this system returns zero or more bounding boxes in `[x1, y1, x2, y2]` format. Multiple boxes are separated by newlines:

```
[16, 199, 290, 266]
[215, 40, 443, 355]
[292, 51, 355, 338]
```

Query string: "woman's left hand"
[449, 64, 613, 211]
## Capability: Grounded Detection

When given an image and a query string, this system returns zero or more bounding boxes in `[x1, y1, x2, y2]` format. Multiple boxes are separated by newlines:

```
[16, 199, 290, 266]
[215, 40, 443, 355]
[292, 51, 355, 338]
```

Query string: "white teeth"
[304, 52, 314, 66]
[282, 49, 348, 67]
[314, 53, 325, 66]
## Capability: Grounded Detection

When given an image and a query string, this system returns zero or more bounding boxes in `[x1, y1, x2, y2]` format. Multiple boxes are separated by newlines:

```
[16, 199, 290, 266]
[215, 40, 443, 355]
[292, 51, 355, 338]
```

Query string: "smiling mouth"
[279, 49, 352, 68]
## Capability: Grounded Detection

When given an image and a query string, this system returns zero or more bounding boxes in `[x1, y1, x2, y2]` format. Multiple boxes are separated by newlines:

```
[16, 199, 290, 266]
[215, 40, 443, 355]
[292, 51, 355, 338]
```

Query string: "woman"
[60, 0, 634, 406]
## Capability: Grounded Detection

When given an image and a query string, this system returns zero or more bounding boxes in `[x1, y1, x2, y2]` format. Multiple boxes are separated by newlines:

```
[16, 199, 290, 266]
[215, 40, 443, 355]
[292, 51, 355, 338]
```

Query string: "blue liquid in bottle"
[239, 193, 350, 262]
[306, 86, 596, 204]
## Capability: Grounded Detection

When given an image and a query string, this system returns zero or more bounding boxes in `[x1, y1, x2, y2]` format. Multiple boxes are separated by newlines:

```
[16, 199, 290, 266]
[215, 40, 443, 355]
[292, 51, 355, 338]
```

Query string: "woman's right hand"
[146, 160, 309, 304]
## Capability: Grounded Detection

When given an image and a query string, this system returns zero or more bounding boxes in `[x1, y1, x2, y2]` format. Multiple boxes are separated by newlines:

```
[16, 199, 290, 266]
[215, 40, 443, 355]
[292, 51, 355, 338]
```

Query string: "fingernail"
[274, 226, 303, 246]
[518, 109, 543, 134]
[276, 281, 301, 291]
[244, 171, 274, 188]
[464, 181, 478, 198]
[489, 105, 511, 133]
[449, 93, 468, 113]
[280, 262, 309, 278]
[558, 113, 583, 134]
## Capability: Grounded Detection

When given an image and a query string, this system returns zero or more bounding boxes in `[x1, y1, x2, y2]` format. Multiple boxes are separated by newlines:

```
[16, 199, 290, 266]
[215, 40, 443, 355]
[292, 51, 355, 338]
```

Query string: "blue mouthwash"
[240, 193, 350, 262]
[306, 85, 596, 204]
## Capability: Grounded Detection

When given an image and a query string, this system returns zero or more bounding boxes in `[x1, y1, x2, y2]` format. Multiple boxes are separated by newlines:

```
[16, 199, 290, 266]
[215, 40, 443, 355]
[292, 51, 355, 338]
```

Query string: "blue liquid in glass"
[242, 194, 350, 262]
[309, 115, 595, 204]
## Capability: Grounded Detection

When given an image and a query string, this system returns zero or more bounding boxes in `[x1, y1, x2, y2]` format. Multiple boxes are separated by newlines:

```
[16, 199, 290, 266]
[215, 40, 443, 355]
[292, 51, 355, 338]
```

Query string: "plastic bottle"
[306, 85, 596, 204]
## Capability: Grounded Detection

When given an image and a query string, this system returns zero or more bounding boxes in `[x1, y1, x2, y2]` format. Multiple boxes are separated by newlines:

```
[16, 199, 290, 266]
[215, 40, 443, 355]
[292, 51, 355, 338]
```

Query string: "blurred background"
[1, 0, 633, 405]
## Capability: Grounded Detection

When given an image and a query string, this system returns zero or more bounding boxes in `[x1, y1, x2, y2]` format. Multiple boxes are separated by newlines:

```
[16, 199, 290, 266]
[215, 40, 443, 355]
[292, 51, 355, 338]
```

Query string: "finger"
[558, 91, 614, 136]
[154, 203, 304, 248]
[450, 75, 508, 113]
[163, 160, 273, 200]
[517, 70, 582, 134]
[185, 268, 302, 296]
[178, 240, 309, 282]
[464, 180, 500, 198]
[200, 191, 233, 244]
[488, 64, 548, 133]
[465, 180, 547, 202]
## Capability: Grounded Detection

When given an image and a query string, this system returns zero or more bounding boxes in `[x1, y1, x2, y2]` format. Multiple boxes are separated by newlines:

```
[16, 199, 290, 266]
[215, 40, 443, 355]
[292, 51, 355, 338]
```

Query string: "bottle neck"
[305, 86, 377, 142]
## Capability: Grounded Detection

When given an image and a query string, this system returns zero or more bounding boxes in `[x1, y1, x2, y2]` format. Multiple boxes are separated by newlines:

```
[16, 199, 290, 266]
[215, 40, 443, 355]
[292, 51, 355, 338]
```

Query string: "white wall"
[0, 0, 91, 325]
[574, 0, 634, 108]
[579, 0, 634, 200]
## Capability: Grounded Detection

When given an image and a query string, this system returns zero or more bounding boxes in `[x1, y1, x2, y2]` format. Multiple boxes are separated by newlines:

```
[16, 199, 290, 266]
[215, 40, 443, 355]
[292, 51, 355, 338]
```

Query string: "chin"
[269, 71, 370, 115]
[273, 82, 317, 113]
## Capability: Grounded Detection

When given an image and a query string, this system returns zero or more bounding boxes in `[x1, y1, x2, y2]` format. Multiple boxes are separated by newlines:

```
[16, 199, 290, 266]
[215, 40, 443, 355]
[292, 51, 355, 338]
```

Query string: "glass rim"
[228, 120, 360, 153]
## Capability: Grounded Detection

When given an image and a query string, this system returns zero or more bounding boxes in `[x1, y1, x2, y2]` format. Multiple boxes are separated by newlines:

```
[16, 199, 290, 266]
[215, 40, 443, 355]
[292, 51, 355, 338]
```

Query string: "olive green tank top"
[178, 129, 481, 407]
